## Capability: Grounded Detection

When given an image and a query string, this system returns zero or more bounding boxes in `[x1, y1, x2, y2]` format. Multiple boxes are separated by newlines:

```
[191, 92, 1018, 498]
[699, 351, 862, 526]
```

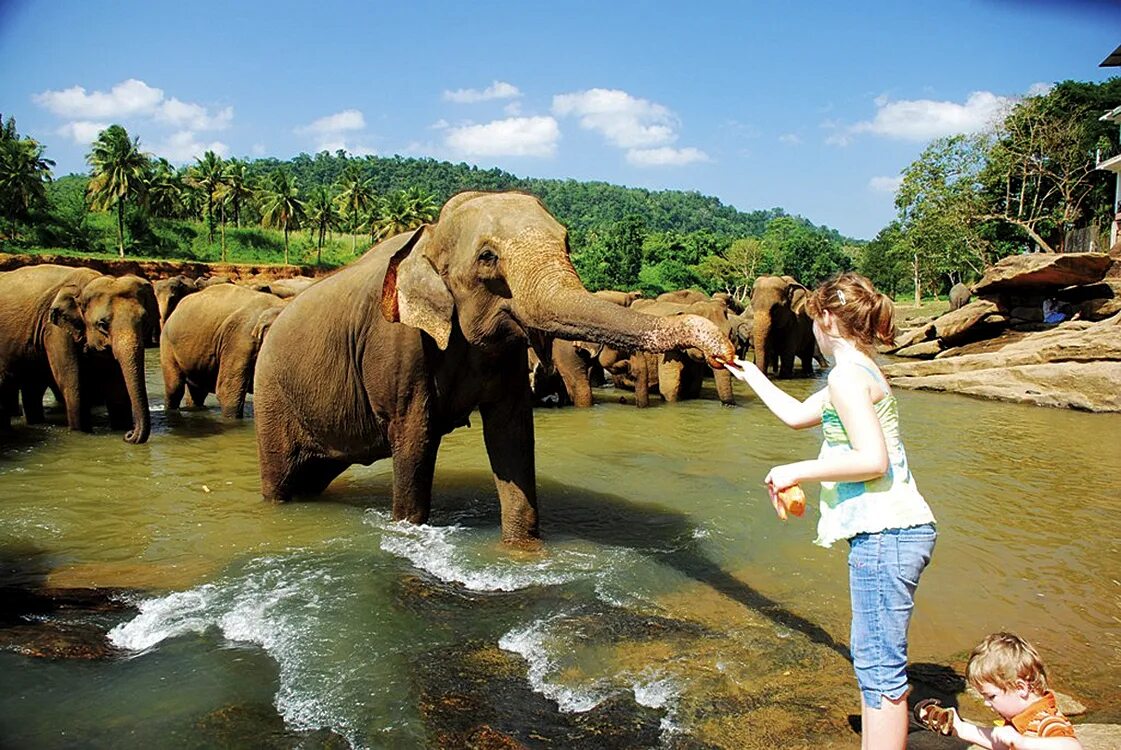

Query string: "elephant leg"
[0, 380, 17, 429]
[186, 383, 209, 409]
[480, 377, 539, 544]
[633, 353, 650, 408]
[101, 365, 133, 431]
[20, 382, 46, 423]
[161, 345, 186, 411]
[714, 367, 736, 405]
[46, 332, 87, 432]
[659, 357, 684, 403]
[215, 357, 253, 419]
[389, 408, 439, 525]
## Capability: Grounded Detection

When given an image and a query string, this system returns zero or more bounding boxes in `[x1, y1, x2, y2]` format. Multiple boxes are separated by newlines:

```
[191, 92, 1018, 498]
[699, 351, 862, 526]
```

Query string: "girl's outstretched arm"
[727, 358, 827, 429]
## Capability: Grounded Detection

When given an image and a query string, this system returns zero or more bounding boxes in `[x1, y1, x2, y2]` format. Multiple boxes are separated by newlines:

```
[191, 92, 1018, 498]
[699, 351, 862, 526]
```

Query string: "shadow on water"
[159, 409, 245, 439]
[326, 467, 852, 662]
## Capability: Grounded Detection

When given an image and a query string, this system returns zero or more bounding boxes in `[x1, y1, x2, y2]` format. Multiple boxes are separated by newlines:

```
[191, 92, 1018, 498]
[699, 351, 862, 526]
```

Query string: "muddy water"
[0, 351, 1118, 748]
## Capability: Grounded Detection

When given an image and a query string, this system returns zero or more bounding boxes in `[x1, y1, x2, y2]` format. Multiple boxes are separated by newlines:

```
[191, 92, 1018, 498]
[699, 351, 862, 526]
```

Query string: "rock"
[893, 323, 936, 351]
[1009, 306, 1044, 323]
[1080, 297, 1121, 321]
[1071, 724, 1121, 750]
[972, 252, 1112, 295]
[884, 313, 1121, 411]
[895, 340, 944, 358]
[1054, 691, 1087, 716]
[932, 300, 1002, 344]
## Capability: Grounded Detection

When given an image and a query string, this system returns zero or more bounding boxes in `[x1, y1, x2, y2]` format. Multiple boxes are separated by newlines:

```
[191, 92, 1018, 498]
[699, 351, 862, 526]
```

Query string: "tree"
[222, 159, 254, 229]
[146, 158, 183, 219]
[371, 187, 438, 241]
[334, 164, 375, 254]
[304, 184, 338, 264]
[859, 222, 911, 298]
[602, 215, 645, 289]
[188, 150, 226, 243]
[259, 169, 306, 265]
[86, 124, 148, 257]
[0, 115, 54, 233]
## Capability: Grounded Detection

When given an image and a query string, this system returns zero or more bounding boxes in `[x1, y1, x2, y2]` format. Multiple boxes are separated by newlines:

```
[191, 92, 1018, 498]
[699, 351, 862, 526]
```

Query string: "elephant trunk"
[112, 332, 150, 444]
[752, 309, 771, 376]
[511, 265, 734, 363]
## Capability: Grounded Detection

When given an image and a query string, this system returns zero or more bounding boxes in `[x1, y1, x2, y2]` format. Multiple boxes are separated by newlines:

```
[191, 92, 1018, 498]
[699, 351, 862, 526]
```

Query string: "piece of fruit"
[777, 484, 806, 517]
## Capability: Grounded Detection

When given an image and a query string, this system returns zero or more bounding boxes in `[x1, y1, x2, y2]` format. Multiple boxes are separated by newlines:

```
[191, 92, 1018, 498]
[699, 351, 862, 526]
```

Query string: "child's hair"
[805, 272, 896, 352]
[966, 632, 1050, 695]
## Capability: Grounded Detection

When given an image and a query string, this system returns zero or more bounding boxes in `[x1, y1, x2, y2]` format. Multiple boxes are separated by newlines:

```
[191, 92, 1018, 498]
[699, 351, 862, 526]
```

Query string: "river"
[1, 352, 1118, 748]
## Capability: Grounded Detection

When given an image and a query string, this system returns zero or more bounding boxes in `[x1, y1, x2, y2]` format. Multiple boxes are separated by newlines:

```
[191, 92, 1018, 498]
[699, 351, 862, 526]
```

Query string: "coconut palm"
[305, 184, 338, 265]
[145, 157, 183, 219]
[87, 124, 148, 257]
[333, 165, 374, 254]
[0, 115, 54, 227]
[222, 159, 254, 229]
[259, 169, 306, 265]
[370, 187, 438, 241]
[188, 150, 225, 243]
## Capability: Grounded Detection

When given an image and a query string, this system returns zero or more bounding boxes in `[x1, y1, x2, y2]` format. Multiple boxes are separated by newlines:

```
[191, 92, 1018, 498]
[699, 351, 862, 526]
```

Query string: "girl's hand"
[765, 465, 801, 520]
[726, 357, 758, 382]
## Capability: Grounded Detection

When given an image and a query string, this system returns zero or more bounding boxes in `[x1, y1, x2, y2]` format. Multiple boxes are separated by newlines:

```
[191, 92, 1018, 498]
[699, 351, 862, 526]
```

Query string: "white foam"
[499, 617, 614, 713]
[108, 586, 217, 651]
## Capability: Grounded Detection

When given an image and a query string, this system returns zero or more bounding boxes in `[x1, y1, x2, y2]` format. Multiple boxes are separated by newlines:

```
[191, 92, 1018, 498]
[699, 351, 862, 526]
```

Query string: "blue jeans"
[848, 523, 936, 708]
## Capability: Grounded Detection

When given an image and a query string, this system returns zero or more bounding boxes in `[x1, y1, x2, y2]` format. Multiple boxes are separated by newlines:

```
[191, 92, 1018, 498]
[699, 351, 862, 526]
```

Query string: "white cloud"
[869, 175, 903, 193]
[297, 109, 366, 136]
[157, 99, 233, 130]
[430, 119, 450, 130]
[444, 116, 559, 157]
[504, 101, 523, 116]
[840, 91, 1013, 144]
[251, 143, 267, 156]
[443, 81, 521, 103]
[34, 79, 164, 119]
[626, 147, 709, 167]
[56, 121, 110, 144]
[1027, 81, 1055, 97]
[779, 133, 802, 145]
[552, 88, 678, 148]
[150, 131, 228, 162]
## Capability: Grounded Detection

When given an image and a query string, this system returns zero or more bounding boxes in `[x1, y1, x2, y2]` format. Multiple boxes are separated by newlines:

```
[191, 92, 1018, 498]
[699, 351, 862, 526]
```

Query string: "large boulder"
[883, 313, 1121, 411]
[932, 299, 1004, 344]
[972, 252, 1112, 295]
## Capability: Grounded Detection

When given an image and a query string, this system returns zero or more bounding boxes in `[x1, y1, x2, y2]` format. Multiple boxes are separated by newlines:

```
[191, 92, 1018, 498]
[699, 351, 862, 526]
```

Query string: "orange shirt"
[1009, 691, 1076, 738]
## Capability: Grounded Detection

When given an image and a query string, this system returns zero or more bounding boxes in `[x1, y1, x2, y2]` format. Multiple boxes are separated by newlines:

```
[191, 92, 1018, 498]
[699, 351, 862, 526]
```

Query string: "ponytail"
[807, 273, 895, 353]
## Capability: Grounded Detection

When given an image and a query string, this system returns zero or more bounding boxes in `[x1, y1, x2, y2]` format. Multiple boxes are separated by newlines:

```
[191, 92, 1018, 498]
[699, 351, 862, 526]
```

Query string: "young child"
[918, 632, 1082, 749]
[726, 273, 936, 750]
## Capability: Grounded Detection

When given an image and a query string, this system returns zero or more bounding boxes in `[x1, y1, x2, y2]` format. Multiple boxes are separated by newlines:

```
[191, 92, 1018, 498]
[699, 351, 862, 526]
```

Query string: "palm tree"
[188, 150, 225, 243]
[371, 187, 438, 241]
[259, 169, 306, 265]
[222, 159, 254, 229]
[145, 157, 183, 219]
[305, 184, 338, 265]
[333, 165, 374, 254]
[0, 115, 54, 229]
[87, 124, 148, 257]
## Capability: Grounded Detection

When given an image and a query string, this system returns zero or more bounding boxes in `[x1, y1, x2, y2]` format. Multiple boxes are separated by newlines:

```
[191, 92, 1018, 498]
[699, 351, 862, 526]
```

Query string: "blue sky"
[1, 0, 1118, 240]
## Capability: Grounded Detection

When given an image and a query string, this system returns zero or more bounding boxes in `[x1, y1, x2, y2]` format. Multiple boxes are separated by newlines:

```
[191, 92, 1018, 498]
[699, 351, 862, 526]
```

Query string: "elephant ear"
[49, 285, 86, 343]
[252, 306, 285, 349]
[379, 225, 454, 350]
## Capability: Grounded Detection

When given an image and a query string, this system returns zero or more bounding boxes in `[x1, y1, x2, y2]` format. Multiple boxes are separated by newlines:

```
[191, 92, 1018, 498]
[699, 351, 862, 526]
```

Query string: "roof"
[1102, 44, 1121, 67]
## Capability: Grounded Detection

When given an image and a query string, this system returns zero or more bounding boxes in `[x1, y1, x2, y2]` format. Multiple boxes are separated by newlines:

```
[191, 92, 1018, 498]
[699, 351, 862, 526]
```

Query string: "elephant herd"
[0, 192, 823, 545]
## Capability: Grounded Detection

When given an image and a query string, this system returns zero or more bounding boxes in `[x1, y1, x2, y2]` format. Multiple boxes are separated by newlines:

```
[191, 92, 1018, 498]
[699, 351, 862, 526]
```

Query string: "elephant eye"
[477, 247, 499, 264]
[96, 317, 111, 333]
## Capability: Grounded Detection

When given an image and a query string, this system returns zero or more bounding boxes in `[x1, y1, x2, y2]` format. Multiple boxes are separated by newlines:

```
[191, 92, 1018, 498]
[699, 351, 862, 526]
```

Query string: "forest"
[2, 76, 1118, 299]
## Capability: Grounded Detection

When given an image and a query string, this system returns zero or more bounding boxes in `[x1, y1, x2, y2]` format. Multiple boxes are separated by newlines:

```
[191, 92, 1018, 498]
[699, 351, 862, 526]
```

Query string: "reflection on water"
[0, 351, 1118, 747]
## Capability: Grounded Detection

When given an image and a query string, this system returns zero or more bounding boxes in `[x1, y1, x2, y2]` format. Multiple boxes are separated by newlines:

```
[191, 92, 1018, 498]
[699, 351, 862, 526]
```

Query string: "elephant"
[197, 275, 233, 289]
[0, 265, 157, 443]
[949, 282, 972, 311]
[154, 274, 199, 329]
[253, 191, 734, 544]
[750, 275, 818, 379]
[252, 276, 318, 299]
[656, 289, 709, 305]
[160, 284, 287, 419]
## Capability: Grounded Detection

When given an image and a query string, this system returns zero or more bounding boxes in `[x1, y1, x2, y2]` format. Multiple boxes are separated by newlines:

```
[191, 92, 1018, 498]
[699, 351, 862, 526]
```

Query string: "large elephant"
[154, 275, 199, 330]
[253, 192, 734, 544]
[0, 265, 157, 443]
[250, 276, 318, 299]
[751, 275, 817, 379]
[949, 282, 972, 311]
[160, 284, 287, 418]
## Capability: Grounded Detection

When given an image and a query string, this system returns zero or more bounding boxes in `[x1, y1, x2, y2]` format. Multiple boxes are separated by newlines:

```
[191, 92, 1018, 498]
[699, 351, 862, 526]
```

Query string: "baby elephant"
[160, 284, 286, 418]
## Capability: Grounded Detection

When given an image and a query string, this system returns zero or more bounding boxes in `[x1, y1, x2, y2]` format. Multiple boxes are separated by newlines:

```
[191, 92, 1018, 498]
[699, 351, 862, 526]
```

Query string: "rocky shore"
[885, 250, 1121, 412]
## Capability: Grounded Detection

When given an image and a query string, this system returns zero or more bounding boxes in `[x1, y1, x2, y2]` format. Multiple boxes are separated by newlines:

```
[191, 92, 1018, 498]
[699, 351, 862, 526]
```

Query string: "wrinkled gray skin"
[0, 265, 157, 443]
[161, 284, 287, 418]
[249, 276, 318, 299]
[253, 192, 735, 544]
[949, 282, 972, 311]
[154, 275, 199, 330]
[751, 275, 818, 378]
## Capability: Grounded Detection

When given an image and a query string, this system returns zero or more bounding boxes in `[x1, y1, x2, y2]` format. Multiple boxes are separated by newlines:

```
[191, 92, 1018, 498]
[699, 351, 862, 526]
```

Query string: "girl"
[726, 273, 936, 750]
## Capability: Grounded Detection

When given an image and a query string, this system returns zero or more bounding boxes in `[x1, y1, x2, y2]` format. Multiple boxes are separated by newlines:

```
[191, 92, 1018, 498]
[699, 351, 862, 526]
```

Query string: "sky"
[1, 0, 1118, 240]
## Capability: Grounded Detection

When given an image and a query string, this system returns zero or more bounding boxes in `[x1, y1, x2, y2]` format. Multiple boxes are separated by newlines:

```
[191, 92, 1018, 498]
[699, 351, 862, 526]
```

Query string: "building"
[1098, 46, 1121, 249]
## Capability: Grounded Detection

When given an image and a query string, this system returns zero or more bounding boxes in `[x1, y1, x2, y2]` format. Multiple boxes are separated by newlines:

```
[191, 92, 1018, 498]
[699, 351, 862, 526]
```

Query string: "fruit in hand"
[777, 484, 806, 517]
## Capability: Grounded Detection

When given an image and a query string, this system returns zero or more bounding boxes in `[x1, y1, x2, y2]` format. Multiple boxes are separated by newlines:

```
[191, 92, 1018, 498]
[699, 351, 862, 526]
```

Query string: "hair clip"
[836, 289, 846, 305]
